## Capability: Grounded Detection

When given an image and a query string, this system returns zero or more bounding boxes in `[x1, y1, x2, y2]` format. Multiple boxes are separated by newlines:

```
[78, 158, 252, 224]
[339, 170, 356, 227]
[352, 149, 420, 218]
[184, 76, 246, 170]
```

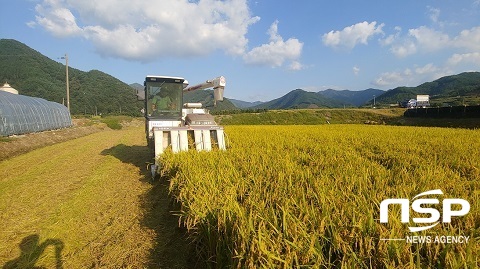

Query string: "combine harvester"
[140, 75, 227, 178]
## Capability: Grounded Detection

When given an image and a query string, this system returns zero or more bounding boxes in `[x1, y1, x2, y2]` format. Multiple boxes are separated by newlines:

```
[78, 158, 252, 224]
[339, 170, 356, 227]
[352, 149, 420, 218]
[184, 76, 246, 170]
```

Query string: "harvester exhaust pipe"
[213, 76, 225, 106]
[214, 86, 224, 106]
[184, 76, 226, 107]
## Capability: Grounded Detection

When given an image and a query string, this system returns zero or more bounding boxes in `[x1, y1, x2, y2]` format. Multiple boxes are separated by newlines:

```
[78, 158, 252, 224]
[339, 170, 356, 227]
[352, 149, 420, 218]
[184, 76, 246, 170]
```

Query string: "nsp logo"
[380, 189, 470, 232]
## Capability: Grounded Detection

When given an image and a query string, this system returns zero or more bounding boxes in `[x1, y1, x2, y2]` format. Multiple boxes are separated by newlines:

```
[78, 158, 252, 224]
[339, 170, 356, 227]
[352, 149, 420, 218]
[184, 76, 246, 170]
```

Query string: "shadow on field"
[3, 234, 63, 269]
[101, 144, 200, 268]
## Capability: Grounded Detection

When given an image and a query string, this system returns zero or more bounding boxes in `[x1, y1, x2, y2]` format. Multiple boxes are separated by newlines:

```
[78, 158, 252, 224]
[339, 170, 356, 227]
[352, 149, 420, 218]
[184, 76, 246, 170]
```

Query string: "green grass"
[0, 137, 14, 142]
[99, 116, 124, 129]
[216, 108, 405, 125]
[215, 108, 480, 128]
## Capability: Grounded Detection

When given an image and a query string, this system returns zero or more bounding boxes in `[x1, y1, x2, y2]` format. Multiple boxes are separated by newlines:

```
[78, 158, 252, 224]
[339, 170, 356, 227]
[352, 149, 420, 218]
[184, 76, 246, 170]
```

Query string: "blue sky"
[1, 0, 480, 101]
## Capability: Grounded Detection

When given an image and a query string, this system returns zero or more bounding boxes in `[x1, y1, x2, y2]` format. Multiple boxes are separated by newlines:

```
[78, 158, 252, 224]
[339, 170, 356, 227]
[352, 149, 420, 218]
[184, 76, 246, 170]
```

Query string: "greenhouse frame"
[0, 91, 72, 136]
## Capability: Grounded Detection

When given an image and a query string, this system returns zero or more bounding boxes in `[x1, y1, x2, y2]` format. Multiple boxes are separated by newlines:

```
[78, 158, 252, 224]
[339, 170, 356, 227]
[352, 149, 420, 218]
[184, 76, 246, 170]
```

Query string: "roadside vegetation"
[215, 108, 480, 128]
[95, 115, 138, 130]
[215, 108, 405, 125]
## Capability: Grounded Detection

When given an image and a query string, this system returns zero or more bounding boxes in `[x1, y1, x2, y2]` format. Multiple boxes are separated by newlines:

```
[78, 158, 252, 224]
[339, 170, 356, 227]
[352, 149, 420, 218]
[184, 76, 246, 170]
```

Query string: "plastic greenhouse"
[0, 91, 72, 136]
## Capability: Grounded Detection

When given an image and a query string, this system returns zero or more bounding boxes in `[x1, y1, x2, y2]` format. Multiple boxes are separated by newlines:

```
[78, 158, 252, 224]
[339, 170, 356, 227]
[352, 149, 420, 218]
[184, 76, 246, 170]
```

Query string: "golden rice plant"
[159, 125, 480, 268]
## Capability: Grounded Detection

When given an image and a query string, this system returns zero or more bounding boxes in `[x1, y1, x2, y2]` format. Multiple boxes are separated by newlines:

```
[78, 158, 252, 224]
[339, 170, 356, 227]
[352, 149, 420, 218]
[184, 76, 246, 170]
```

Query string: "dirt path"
[0, 126, 196, 268]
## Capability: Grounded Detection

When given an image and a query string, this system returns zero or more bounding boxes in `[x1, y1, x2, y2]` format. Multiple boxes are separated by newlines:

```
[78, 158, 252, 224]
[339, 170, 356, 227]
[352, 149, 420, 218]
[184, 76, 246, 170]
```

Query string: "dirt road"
[0, 126, 195, 268]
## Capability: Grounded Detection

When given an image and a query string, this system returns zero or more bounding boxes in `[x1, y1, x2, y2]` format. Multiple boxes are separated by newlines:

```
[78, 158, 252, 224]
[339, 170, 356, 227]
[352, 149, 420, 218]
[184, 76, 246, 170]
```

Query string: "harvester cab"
[141, 75, 227, 179]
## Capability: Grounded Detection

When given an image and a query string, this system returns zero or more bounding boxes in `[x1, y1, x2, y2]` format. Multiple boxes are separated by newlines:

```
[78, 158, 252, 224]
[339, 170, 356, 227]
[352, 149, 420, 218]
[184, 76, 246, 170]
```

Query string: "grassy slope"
[216, 108, 480, 128]
[216, 108, 405, 125]
[0, 120, 106, 161]
[0, 126, 196, 268]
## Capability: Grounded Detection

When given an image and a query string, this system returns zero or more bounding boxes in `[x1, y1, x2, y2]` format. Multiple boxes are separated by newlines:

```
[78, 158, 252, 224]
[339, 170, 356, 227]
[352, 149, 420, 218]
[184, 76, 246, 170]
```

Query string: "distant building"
[0, 82, 19, 94]
[416, 95, 430, 108]
[399, 95, 430, 108]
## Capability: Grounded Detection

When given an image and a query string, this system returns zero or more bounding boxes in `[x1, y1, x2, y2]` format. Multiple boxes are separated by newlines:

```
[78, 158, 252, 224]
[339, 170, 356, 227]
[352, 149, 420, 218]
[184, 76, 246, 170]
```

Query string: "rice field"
[159, 125, 480, 268]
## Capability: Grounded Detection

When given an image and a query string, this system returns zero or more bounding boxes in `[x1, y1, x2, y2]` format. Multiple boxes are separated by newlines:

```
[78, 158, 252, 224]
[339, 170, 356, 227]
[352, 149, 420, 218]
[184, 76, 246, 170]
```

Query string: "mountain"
[183, 89, 237, 111]
[252, 89, 346, 109]
[374, 72, 480, 106]
[229, 99, 264, 108]
[319, 88, 385, 106]
[129, 83, 143, 92]
[242, 73, 480, 109]
[0, 39, 143, 116]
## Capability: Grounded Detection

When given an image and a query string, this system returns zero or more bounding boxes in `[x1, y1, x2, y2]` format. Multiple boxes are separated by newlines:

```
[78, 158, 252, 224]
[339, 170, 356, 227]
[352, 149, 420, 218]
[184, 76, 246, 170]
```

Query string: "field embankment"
[215, 108, 480, 128]
[0, 119, 106, 161]
[216, 108, 404, 125]
[0, 117, 146, 162]
[0, 126, 196, 268]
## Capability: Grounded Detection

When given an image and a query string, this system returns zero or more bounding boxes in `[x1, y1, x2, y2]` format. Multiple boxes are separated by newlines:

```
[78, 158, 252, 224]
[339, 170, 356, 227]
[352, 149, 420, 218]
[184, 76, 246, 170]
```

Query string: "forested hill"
[373, 72, 480, 106]
[319, 88, 385, 107]
[252, 89, 346, 109]
[0, 39, 143, 116]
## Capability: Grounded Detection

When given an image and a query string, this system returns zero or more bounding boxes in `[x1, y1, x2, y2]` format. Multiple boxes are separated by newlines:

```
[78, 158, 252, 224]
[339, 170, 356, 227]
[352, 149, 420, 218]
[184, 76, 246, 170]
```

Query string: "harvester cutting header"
[140, 75, 227, 178]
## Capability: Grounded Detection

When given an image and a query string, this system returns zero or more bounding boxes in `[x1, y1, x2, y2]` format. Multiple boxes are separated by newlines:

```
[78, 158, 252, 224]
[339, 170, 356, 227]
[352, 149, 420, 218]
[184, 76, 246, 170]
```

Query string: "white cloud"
[408, 26, 450, 51]
[322, 21, 384, 49]
[243, 20, 304, 69]
[372, 69, 412, 87]
[385, 20, 480, 59]
[427, 6, 441, 24]
[390, 41, 417, 58]
[26, 21, 36, 28]
[389, 26, 450, 58]
[267, 19, 282, 43]
[447, 52, 480, 66]
[379, 26, 401, 47]
[415, 63, 439, 75]
[372, 63, 455, 88]
[31, 0, 260, 61]
[288, 61, 304, 71]
[382, 6, 480, 58]
[34, 1, 82, 37]
[353, 66, 360, 76]
[453, 26, 480, 51]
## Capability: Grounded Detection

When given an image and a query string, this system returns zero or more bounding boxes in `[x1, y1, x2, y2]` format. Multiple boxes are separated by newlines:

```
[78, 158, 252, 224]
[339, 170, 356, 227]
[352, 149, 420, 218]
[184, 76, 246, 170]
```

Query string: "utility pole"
[60, 54, 70, 112]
